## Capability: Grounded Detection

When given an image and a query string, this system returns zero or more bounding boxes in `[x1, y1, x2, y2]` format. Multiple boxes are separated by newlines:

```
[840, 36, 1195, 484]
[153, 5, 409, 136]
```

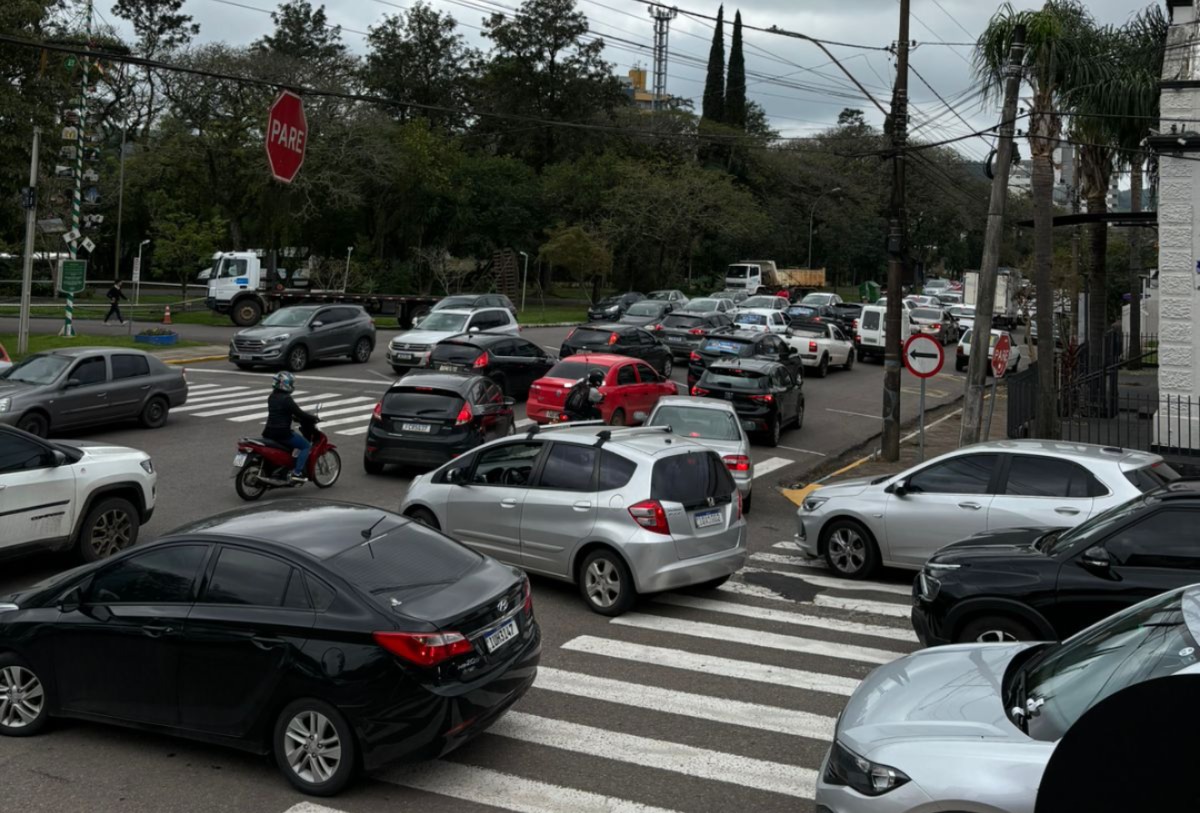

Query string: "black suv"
[559, 324, 673, 375]
[692, 358, 803, 447]
[425, 333, 554, 399]
[911, 479, 1200, 646]
[587, 292, 644, 321]
[686, 329, 802, 388]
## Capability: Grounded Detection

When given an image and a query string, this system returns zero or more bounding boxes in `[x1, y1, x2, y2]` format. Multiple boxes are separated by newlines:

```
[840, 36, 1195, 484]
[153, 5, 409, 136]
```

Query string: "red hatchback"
[526, 354, 678, 425]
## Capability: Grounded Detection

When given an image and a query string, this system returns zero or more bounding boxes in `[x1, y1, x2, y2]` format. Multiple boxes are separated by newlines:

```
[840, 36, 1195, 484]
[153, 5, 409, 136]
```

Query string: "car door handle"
[1055, 507, 1081, 516]
[958, 502, 982, 510]
[573, 501, 592, 511]
[143, 625, 174, 637]
[501, 498, 518, 508]
[97, 392, 107, 398]
[252, 636, 285, 650]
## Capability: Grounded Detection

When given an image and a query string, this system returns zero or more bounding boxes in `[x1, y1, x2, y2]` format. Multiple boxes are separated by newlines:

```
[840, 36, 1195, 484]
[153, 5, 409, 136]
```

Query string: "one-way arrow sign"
[904, 333, 944, 378]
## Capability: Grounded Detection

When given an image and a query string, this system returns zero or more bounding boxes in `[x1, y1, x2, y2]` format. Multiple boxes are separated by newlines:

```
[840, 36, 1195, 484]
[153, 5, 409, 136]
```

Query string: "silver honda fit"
[400, 423, 747, 615]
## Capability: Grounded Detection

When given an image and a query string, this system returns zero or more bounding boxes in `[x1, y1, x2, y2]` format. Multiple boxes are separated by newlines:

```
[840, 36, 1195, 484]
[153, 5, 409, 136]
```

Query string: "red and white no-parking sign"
[265, 90, 308, 184]
[903, 333, 944, 378]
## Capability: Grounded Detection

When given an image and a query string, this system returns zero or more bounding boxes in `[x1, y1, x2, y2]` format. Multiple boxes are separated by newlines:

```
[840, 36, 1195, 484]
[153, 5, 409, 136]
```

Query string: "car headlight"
[0, 397, 9, 413]
[825, 740, 910, 796]
[606, 306, 619, 313]
[802, 495, 828, 512]
[140, 458, 154, 474]
[266, 333, 290, 343]
[917, 571, 940, 601]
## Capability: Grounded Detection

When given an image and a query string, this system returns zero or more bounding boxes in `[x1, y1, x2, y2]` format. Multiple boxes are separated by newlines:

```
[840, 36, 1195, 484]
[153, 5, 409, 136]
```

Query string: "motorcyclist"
[263, 371, 317, 483]
[562, 369, 605, 421]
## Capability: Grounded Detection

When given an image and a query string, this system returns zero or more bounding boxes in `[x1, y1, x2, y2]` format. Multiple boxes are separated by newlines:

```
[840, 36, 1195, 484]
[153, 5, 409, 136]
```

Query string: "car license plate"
[484, 619, 519, 653]
[233, 453, 247, 467]
[402, 422, 432, 433]
[393, 352, 412, 360]
[438, 364, 459, 372]
[694, 509, 722, 529]
[668, 336, 682, 342]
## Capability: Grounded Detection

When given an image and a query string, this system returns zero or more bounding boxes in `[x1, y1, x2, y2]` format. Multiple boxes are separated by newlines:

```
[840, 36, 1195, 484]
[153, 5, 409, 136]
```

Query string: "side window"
[335, 307, 361, 323]
[88, 544, 208, 604]
[537, 444, 599, 491]
[1004, 456, 1104, 498]
[1106, 511, 1200, 569]
[313, 309, 336, 326]
[509, 340, 540, 359]
[599, 451, 637, 490]
[111, 354, 150, 380]
[634, 362, 659, 383]
[283, 570, 311, 609]
[617, 365, 638, 386]
[304, 573, 336, 611]
[0, 434, 50, 473]
[472, 442, 543, 485]
[907, 454, 997, 495]
[203, 548, 294, 607]
[71, 356, 107, 386]
[490, 340, 517, 357]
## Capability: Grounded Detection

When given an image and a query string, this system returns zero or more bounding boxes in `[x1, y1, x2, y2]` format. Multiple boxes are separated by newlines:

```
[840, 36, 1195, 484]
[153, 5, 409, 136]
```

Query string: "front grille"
[392, 342, 429, 352]
[233, 338, 266, 352]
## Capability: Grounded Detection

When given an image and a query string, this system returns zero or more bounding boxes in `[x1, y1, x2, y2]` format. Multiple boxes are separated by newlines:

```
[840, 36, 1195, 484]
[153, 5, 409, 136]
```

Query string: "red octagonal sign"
[265, 90, 308, 184]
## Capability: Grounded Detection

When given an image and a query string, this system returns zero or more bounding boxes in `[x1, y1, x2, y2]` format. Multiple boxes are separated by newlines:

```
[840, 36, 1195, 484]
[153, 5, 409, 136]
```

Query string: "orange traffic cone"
[162, 305, 172, 325]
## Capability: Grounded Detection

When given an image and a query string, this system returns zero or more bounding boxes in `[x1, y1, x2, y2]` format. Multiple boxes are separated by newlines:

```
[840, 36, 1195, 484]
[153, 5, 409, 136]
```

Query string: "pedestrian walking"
[104, 281, 127, 325]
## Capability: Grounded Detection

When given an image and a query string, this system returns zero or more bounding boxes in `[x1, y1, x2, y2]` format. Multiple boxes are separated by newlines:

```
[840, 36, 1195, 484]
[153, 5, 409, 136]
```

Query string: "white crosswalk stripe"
[749, 551, 827, 570]
[653, 593, 918, 642]
[191, 392, 336, 418]
[225, 396, 375, 422]
[752, 456, 792, 479]
[719, 578, 912, 618]
[742, 565, 912, 596]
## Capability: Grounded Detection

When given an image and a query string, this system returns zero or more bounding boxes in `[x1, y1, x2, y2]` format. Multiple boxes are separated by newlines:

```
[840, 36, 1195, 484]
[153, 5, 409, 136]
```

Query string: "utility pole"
[648, 5, 677, 111]
[18, 127, 41, 356]
[960, 24, 1026, 446]
[880, 0, 910, 461]
[61, 0, 94, 338]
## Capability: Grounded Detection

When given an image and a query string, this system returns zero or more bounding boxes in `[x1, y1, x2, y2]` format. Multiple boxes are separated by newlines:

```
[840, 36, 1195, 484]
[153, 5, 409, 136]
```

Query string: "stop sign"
[991, 332, 1012, 377]
[265, 90, 308, 184]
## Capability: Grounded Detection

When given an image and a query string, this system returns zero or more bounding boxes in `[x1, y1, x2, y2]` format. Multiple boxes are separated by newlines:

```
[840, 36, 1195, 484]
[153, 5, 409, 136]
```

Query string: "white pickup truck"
[786, 321, 855, 377]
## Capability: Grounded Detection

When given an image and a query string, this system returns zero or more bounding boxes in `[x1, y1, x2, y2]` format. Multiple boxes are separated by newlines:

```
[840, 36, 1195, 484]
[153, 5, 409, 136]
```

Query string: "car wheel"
[843, 351, 854, 371]
[0, 654, 50, 737]
[764, 416, 781, 447]
[352, 337, 372, 364]
[78, 497, 139, 563]
[816, 355, 829, 378]
[287, 345, 308, 372]
[822, 519, 880, 579]
[662, 356, 673, 377]
[235, 458, 269, 501]
[742, 492, 752, 515]
[958, 616, 1036, 644]
[609, 408, 627, 427]
[406, 507, 440, 530]
[232, 299, 262, 327]
[579, 548, 636, 616]
[363, 457, 385, 475]
[138, 396, 169, 429]
[16, 412, 48, 438]
[311, 449, 341, 488]
[273, 698, 357, 797]
[794, 399, 804, 430]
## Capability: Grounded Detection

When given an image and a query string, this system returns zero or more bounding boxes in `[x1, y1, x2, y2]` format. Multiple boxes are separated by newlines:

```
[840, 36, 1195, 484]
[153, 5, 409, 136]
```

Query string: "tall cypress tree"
[701, 5, 725, 122]
[725, 10, 746, 129]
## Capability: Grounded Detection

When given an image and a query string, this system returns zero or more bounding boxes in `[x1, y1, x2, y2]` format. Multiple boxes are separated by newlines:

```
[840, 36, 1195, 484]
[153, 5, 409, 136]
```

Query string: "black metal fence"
[1007, 362, 1039, 439]
[1059, 392, 1200, 459]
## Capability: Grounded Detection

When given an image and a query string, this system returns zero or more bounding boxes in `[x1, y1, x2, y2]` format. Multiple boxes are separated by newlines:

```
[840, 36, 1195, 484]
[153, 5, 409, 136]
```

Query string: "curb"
[165, 355, 228, 366]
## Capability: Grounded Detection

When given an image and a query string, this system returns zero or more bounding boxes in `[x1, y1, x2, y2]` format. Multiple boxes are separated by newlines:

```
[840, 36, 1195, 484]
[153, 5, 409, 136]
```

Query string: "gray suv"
[400, 424, 747, 615]
[229, 304, 376, 372]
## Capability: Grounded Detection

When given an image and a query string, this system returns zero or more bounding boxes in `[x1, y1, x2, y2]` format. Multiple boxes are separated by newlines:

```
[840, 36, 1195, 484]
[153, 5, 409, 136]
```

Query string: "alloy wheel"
[585, 559, 621, 609]
[90, 508, 133, 558]
[976, 629, 1019, 643]
[0, 666, 44, 730]
[827, 527, 866, 574]
[283, 710, 342, 785]
[662, 357, 673, 377]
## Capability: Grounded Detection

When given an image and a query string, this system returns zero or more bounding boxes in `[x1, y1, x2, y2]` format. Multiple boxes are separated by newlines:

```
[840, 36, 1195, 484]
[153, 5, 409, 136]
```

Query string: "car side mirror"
[64, 378, 82, 389]
[468, 326, 480, 334]
[502, 397, 516, 408]
[57, 585, 83, 613]
[311, 320, 324, 328]
[51, 450, 67, 466]
[1081, 546, 1111, 570]
[889, 478, 908, 497]
[445, 467, 467, 485]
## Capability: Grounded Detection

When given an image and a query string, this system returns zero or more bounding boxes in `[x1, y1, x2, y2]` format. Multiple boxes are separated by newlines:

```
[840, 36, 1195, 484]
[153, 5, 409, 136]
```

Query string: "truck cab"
[725, 260, 775, 294]
[206, 251, 269, 325]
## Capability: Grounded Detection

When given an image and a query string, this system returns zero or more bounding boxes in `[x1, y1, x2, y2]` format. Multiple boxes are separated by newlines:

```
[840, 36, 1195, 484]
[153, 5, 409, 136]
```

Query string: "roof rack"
[591, 425, 672, 448]
[525, 419, 605, 438]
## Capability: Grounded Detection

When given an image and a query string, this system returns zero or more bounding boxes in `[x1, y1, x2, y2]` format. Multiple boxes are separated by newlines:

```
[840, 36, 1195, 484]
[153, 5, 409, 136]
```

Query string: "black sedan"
[0, 500, 540, 796]
[425, 333, 554, 398]
[587, 292, 644, 321]
[686, 329, 802, 387]
[559, 323, 673, 376]
[618, 300, 672, 327]
[656, 311, 735, 359]
[911, 481, 1200, 646]
[364, 372, 515, 473]
[692, 358, 804, 446]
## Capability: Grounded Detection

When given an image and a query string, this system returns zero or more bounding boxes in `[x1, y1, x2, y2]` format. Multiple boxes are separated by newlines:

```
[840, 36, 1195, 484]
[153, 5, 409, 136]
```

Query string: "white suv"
[0, 426, 156, 563]
[387, 308, 520, 374]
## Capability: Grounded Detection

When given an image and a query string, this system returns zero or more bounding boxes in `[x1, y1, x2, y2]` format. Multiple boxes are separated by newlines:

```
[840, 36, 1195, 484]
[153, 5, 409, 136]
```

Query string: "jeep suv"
[229, 304, 376, 372]
[400, 424, 747, 615]
[0, 425, 156, 563]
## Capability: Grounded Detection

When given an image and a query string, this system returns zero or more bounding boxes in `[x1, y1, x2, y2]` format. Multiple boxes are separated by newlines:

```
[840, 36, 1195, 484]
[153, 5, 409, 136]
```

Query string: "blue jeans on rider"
[287, 431, 311, 474]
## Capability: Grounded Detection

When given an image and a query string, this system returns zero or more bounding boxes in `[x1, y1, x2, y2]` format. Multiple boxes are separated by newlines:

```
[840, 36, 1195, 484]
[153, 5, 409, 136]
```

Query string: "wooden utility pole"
[961, 24, 1026, 446]
[881, 0, 910, 461]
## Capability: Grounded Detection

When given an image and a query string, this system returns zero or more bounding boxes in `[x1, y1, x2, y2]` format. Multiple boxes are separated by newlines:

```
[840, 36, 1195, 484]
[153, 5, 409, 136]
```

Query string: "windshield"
[1016, 587, 1200, 741]
[727, 265, 752, 279]
[912, 308, 943, 321]
[686, 299, 718, 311]
[434, 296, 478, 310]
[262, 308, 317, 327]
[626, 302, 664, 317]
[650, 405, 741, 440]
[701, 368, 769, 391]
[742, 297, 777, 309]
[418, 312, 469, 333]
[2, 354, 70, 384]
[950, 306, 975, 318]
[1041, 496, 1148, 555]
[647, 291, 673, 301]
[217, 257, 248, 279]
[801, 293, 832, 305]
[735, 313, 767, 326]
[546, 360, 611, 380]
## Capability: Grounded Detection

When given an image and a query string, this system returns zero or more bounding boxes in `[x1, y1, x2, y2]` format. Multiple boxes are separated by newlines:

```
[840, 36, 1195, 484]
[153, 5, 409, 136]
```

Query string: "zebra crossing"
[278, 543, 917, 813]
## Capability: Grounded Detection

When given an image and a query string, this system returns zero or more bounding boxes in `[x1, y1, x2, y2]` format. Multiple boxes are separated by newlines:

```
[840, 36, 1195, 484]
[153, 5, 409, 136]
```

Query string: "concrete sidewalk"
[781, 387, 1008, 506]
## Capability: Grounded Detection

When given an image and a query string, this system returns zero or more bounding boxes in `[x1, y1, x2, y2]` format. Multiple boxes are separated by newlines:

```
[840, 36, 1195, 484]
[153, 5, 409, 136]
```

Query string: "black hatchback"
[587, 292, 644, 321]
[364, 372, 515, 473]
[692, 358, 804, 446]
[0, 500, 540, 796]
[425, 333, 554, 399]
[686, 329, 802, 388]
[559, 323, 673, 376]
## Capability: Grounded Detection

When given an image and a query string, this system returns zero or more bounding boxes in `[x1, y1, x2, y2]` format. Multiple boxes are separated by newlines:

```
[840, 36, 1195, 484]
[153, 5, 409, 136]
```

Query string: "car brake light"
[689, 351, 702, 362]
[855, 335, 862, 343]
[688, 328, 705, 335]
[933, 323, 942, 330]
[808, 341, 818, 352]
[373, 631, 472, 667]
[813, 316, 822, 323]
[692, 385, 710, 396]
[723, 454, 751, 472]
[371, 402, 382, 421]
[455, 402, 473, 425]
[628, 500, 670, 535]
[473, 351, 489, 369]
[653, 324, 663, 331]
[750, 394, 774, 403]
[608, 332, 620, 345]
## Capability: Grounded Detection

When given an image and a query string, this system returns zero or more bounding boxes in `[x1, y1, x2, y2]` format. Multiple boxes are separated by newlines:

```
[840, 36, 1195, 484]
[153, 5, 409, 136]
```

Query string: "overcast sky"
[97, 0, 1163, 164]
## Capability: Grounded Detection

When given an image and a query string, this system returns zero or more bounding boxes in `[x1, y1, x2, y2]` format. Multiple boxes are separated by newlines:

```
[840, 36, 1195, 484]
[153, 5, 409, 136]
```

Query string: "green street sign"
[58, 259, 87, 295]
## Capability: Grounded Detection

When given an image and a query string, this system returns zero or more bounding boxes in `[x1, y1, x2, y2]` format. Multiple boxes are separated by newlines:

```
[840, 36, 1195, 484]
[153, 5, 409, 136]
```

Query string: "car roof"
[737, 308, 782, 316]
[39, 346, 147, 358]
[962, 439, 1162, 469]
[435, 307, 507, 316]
[560, 353, 633, 366]
[709, 357, 777, 372]
[389, 371, 481, 392]
[524, 425, 714, 459]
[579, 323, 639, 333]
[652, 395, 737, 413]
[703, 330, 761, 342]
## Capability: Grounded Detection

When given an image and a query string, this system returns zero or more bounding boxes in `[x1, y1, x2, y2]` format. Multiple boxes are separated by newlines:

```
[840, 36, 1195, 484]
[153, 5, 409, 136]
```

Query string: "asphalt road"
[1, 321, 969, 813]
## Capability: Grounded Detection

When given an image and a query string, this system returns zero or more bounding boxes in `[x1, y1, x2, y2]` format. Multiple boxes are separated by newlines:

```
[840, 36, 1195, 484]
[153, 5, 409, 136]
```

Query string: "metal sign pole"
[984, 375, 999, 440]
[918, 376, 926, 462]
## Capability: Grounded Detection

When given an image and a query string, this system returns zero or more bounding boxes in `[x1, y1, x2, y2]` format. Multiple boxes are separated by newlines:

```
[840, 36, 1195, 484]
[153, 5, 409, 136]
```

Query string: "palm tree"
[975, 0, 1093, 440]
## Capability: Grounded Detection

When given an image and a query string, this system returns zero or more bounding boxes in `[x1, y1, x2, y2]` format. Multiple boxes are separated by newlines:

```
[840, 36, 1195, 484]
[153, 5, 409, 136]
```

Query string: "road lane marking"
[226, 396, 377, 422]
[742, 564, 911, 595]
[185, 383, 221, 391]
[752, 457, 792, 479]
[318, 412, 377, 428]
[491, 711, 816, 799]
[825, 408, 877, 419]
[561, 636, 861, 697]
[182, 367, 391, 387]
[174, 389, 271, 411]
[336, 425, 370, 436]
[608, 615, 902, 665]
[654, 594, 917, 642]
[174, 386, 258, 406]
[192, 392, 337, 418]
[814, 595, 911, 618]
[773, 541, 808, 552]
[381, 762, 681, 813]
[777, 445, 827, 456]
[535, 667, 836, 739]
[748, 552, 827, 570]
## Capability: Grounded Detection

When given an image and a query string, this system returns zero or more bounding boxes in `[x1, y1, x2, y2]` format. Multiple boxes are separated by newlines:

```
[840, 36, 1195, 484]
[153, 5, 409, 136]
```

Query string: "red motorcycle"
[233, 416, 342, 500]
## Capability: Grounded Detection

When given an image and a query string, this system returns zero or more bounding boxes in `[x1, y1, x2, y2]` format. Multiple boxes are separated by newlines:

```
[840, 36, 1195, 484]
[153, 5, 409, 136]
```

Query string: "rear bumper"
[365, 425, 481, 468]
[629, 526, 748, 594]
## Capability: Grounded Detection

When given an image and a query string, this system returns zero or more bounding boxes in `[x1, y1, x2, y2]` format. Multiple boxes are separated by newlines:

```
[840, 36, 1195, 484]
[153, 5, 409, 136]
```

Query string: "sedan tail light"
[851, 319, 858, 331]
[692, 385, 711, 396]
[608, 332, 620, 345]
[473, 351, 490, 369]
[957, 346, 965, 356]
[628, 500, 670, 535]
[689, 351, 702, 362]
[855, 335, 862, 343]
[749, 393, 774, 403]
[688, 328, 706, 335]
[652, 324, 663, 331]
[373, 631, 473, 667]
[523, 577, 534, 615]
[371, 402, 382, 422]
[808, 341, 818, 352]
[455, 402, 473, 425]
[723, 454, 751, 472]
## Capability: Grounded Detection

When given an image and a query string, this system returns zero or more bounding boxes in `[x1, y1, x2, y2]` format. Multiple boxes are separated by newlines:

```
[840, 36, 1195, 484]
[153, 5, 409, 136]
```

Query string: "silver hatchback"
[400, 424, 747, 615]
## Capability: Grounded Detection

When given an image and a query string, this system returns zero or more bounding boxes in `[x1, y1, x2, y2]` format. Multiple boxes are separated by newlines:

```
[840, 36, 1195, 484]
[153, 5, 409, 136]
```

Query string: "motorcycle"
[552, 387, 605, 424]
[233, 414, 342, 500]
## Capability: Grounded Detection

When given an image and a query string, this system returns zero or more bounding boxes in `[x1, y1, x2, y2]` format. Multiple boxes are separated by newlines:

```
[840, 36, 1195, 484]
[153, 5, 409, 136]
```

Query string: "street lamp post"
[518, 251, 530, 312]
[131, 239, 149, 334]
[344, 246, 353, 292]
[808, 186, 842, 270]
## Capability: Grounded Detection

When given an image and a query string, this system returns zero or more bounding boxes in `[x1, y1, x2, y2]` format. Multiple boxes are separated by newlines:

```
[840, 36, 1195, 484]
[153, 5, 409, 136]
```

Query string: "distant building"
[619, 67, 669, 111]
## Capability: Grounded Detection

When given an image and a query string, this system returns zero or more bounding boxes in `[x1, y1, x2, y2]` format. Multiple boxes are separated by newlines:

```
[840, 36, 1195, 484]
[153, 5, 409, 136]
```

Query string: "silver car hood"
[236, 325, 296, 340]
[59, 440, 146, 458]
[391, 329, 460, 346]
[839, 643, 1034, 755]
[814, 475, 878, 498]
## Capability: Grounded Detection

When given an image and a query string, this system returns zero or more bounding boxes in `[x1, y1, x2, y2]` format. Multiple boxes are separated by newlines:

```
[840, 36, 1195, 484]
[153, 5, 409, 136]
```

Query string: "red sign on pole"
[992, 332, 1012, 378]
[265, 90, 308, 184]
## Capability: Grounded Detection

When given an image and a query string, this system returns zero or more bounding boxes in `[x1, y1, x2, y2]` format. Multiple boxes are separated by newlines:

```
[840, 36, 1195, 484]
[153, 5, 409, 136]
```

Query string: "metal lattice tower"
[648, 5, 677, 111]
